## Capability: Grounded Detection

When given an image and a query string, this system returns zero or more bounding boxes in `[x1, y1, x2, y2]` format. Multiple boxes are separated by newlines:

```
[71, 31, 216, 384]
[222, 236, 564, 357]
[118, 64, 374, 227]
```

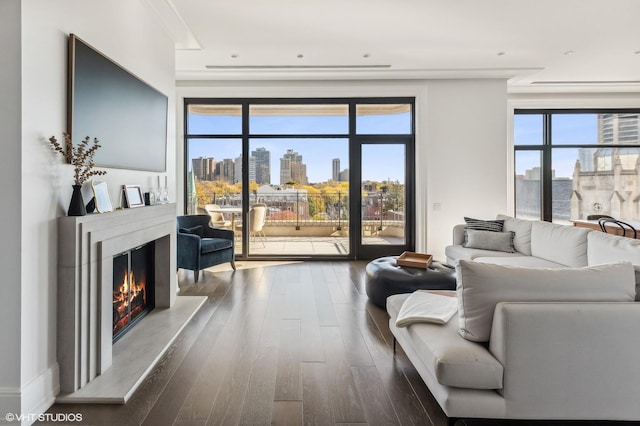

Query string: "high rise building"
[252, 147, 271, 184]
[280, 149, 308, 185]
[599, 113, 640, 144]
[215, 158, 235, 183]
[234, 155, 256, 183]
[332, 158, 340, 181]
[191, 157, 216, 181]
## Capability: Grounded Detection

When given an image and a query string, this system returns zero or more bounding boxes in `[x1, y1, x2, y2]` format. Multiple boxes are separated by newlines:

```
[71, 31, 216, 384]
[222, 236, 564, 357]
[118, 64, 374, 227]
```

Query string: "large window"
[514, 110, 640, 223]
[184, 98, 414, 260]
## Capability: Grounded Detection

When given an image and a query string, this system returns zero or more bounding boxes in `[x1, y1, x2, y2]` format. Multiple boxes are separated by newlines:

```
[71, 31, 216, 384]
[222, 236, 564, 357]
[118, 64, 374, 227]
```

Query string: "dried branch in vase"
[49, 133, 107, 185]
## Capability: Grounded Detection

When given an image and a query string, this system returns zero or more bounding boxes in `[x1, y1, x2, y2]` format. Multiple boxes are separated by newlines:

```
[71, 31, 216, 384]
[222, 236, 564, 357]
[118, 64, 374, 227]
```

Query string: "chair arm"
[177, 232, 201, 253]
[489, 301, 640, 420]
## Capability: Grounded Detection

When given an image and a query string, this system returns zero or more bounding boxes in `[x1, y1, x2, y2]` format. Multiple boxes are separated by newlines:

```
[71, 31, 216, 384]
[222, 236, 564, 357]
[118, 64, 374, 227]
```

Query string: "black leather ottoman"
[365, 256, 457, 309]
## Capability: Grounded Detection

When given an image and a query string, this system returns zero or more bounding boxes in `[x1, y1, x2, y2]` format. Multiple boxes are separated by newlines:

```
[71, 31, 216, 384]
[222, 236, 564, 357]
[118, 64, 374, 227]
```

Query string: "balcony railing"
[189, 192, 404, 257]
[190, 191, 404, 230]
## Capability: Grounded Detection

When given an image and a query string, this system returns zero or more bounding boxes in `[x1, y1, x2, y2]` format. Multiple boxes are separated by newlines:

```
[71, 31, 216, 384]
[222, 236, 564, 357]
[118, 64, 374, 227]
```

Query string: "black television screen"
[67, 34, 168, 172]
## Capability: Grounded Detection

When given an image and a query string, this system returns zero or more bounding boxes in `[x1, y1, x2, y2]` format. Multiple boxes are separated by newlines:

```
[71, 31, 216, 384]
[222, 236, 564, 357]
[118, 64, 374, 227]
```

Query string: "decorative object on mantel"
[48, 133, 107, 216]
[123, 184, 145, 208]
[90, 180, 114, 213]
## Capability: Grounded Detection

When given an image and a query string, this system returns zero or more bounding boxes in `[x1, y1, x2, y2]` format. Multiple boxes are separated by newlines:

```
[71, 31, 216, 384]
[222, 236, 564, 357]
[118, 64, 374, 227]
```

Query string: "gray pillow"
[463, 229, 515, 253]
[456, 260, 636, 342]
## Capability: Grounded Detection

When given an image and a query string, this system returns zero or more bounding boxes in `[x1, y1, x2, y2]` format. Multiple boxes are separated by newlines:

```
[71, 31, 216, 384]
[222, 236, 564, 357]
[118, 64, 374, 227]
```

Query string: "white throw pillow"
[496, 214, 533, 255]
[530, 221, 590, 267]
[456, 260, 636, 342]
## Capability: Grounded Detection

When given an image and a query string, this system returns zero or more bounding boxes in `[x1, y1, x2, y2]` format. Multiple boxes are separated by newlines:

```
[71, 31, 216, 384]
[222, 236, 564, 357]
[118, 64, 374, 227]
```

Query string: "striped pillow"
[464, 217, 504, 233]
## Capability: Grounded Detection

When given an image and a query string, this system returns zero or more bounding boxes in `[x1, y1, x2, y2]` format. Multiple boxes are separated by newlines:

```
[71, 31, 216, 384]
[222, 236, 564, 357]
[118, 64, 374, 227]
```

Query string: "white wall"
[175, 79, 509, 260]
[424, 80, 509, 259]
[0, 0, 23, 418]
[11, 0, 176, 419]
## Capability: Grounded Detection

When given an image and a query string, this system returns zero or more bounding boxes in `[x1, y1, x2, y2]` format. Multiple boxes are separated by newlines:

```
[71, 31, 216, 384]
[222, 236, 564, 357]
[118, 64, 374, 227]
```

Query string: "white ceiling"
[147, 0, 640, 90]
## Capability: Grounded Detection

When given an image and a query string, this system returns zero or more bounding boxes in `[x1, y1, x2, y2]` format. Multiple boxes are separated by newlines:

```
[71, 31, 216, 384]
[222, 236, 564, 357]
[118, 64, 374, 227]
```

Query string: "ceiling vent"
[531, 80, 640, 85]
[205, 64, 392, 70]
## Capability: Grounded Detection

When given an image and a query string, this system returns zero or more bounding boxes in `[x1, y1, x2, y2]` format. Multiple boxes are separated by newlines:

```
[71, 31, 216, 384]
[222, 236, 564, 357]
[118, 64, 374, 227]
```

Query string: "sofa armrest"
[489, 301, 640, 420]
[452, 224, 466, 245]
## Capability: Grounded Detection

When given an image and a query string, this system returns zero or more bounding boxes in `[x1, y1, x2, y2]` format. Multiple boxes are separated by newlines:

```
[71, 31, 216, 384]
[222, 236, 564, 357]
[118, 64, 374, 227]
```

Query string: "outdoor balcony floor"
[237, 235, 404, 256]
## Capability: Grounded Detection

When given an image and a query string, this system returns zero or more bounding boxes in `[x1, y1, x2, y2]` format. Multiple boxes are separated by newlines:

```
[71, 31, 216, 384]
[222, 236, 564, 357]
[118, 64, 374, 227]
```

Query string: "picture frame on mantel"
[123, 185, 145, 208]
[90, 180, 114, 213]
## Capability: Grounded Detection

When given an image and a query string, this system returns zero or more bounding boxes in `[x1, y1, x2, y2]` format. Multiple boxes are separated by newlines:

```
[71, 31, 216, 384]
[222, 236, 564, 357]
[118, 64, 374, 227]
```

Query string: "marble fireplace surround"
[57, 203, 206, 403]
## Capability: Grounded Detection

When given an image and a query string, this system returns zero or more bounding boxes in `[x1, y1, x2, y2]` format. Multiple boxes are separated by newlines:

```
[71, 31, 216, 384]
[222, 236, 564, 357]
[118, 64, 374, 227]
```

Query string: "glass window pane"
[515, 151, 541, 220]
[563, 146, 640, 221]
[356, 104, 412, 134]
[187, 104, 242, 135]
[514, 114, 543, 145]
[187, 137, 244, 250]
[361, 144, 405, 245]
[551, 148, 576, 224]
[249, 104, 348, 134]
[247, 138, 350, 255]
[552, 114, 598, 145]
[186, 139, 242, 203]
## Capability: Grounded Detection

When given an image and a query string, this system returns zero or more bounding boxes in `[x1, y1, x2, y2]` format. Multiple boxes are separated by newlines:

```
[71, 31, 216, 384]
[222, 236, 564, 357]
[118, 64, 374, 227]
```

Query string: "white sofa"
[446, 214, 640, 299]
[388, 216, 640, 423]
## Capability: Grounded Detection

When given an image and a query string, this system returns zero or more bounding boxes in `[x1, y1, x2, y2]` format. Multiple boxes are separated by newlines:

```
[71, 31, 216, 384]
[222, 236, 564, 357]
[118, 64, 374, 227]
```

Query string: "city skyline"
[191, 148, 352, 185]
[189, 142, 402, 184]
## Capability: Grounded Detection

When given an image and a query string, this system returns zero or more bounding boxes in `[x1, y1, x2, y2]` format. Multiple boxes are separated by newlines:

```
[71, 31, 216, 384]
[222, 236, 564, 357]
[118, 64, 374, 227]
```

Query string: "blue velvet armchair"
[177, 215, 236, 282]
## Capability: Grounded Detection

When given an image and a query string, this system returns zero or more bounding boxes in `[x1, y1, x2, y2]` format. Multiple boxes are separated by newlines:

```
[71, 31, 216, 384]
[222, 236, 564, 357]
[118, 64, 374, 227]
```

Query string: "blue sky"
[187, 111, 410, 183]
[514, 114, 598, 178]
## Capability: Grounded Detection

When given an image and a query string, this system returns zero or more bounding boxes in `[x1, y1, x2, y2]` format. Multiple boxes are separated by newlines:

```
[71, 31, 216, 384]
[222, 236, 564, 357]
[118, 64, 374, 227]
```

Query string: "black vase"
[68, 184, 87, 216]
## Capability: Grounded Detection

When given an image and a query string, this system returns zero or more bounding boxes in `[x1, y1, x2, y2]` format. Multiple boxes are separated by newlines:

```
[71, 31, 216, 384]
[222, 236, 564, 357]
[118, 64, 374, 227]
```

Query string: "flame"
[113, 269, 148, 333]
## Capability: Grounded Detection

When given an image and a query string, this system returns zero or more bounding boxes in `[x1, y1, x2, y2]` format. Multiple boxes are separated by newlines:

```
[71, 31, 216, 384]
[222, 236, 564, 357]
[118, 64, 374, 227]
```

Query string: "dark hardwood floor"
[41, 261, 627, 426]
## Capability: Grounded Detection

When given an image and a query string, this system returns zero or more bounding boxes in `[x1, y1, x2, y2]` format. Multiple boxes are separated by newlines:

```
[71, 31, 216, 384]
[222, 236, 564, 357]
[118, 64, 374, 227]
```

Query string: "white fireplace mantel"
[56, 203, 205, 402]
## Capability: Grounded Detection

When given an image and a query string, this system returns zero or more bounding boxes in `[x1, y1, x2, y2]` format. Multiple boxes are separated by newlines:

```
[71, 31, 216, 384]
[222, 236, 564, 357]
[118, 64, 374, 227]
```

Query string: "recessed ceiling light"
[297, 54, 304, 59]
[231, 54, 239, 58]
[564, 50, 574, 55]
[497, 51, 506, 56]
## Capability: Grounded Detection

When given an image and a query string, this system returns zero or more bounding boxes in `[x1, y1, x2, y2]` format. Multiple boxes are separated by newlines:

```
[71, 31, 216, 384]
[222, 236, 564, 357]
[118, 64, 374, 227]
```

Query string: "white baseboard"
[0, 386, 20, 425]
[0, 363, 60, 426]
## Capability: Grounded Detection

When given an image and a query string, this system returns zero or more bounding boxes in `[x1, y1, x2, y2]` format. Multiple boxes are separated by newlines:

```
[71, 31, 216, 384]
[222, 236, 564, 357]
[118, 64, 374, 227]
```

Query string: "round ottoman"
[365, 256, 457, 309]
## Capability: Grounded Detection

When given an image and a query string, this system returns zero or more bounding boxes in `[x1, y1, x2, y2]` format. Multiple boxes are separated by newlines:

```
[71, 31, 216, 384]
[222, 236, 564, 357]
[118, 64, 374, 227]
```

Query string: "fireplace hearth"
[113, 243, 155, 342]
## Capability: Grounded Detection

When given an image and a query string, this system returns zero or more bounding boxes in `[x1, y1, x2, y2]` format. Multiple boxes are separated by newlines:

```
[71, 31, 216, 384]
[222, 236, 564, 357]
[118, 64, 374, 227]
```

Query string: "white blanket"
[395, 290, 458, 327]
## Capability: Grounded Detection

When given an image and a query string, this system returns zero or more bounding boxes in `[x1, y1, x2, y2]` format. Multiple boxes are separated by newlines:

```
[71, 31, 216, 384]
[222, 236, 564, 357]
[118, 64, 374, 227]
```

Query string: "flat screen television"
[67, 34, 168, 172]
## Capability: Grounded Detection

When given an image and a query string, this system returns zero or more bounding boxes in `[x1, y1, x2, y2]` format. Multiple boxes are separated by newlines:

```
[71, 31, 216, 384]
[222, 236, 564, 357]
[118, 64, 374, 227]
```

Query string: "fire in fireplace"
[113, 243, 155, 342]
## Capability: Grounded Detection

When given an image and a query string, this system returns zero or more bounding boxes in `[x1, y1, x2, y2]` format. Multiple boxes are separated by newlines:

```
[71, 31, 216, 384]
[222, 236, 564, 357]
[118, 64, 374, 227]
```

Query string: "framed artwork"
[90, 180, 113, 213]
[123, 185, 144, 208]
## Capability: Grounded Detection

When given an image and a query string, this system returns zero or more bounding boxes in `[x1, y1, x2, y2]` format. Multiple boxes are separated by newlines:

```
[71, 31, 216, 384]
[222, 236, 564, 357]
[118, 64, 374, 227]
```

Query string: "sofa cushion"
[456, 260, 636, 342]
[474, 256, 565, 268]
[464, 229, 515, 253]
[387, 293, 504, 390]
[445, 245, 524, 264]
[200, 237, 233, 254]
[464, 217, 505, 232]
[496, 214, 533, 255]
[530, 221, 590, 267]
[587, 231, 640, 301]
